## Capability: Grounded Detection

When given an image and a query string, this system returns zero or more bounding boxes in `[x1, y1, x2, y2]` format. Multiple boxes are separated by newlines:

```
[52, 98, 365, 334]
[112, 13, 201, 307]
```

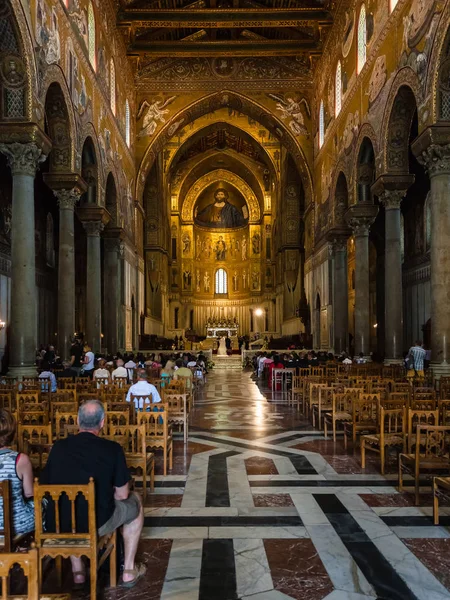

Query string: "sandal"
[121, 563, 147, 588]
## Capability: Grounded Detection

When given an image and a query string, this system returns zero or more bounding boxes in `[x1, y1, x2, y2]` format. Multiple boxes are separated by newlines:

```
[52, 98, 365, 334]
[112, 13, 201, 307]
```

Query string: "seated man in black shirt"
[41, 400, 145, 588]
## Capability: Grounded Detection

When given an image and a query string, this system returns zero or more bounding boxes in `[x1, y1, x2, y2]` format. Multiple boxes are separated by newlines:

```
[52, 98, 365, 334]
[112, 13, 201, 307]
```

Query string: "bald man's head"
[78, 400, 105, 433]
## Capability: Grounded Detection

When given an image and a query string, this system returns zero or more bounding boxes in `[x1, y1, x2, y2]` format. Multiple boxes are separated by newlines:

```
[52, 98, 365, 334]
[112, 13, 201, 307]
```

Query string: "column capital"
[83, 220, 105, 237]
[344, 203, 378, 237]
[77, 205, 111, 232]
[327, 228, 350, 255]
[379, 189, 406, 211]
[104, 238, 125, 255]
[0, 142, 46, 176]
[412, 125, 450, 177]
[54, 188, 82, 211]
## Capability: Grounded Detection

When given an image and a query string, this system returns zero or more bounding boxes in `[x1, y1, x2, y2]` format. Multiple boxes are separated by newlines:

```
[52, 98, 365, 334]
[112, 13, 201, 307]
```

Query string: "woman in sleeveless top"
[0, 410, 34, 537]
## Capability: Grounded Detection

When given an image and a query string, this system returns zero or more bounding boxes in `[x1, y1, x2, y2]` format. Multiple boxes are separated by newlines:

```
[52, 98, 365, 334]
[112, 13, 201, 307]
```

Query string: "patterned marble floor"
[105, 370, 450, 600]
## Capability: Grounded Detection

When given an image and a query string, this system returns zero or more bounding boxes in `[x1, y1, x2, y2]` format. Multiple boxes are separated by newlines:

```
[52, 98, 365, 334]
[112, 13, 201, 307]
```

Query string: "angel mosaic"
[137, 97, 176, 138]
[268, 94, 309, 136]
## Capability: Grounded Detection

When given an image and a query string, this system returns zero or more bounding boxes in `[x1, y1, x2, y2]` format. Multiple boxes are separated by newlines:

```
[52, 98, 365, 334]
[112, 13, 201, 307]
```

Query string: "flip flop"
[121, 563, 147, 588]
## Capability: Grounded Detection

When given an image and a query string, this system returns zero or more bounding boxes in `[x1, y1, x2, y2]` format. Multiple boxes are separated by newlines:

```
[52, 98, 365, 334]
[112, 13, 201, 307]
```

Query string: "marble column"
[0, 143, 46, 376]
[413, 131, 450, 375]
[330, 236, 349, 354]
[83, 221, 104, 353]
[345, 204, 378, 357]
[381, 190, 405, 362]
[54, 189, 81, 359]
[103, 235, 124, 354]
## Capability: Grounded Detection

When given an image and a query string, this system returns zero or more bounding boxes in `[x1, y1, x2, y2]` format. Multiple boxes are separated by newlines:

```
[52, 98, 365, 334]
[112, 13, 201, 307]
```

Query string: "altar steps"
[212, 355, 242, 370]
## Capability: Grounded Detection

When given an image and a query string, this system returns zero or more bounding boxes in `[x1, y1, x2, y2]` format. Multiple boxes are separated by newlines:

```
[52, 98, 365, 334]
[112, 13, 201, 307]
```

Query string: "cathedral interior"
[3, 0, 450, 599]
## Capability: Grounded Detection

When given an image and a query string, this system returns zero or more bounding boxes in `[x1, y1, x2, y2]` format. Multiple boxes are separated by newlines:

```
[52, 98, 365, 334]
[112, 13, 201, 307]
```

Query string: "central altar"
[205, 316, 239, 338]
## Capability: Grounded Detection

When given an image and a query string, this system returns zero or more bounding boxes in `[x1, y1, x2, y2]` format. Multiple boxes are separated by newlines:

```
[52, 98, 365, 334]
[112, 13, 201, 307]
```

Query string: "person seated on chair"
[126, 368, 161, 411]
[55, 360, 76, 382]
[0, 410, 35, 539]
[39, 361, 57, 393]
[173, 359, 193, 388]
[40, 400, 145, 588]
[112, 358, 128, 381]
[93, 358, 110, 381]
[268, 354, 284, 390]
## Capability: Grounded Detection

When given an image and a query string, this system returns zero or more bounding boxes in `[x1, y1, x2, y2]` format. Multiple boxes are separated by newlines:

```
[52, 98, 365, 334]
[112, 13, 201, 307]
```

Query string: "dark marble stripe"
[206, 451, 240, 507]
[199, 539, 237, 600]
[381, 515, 450, 527]
[314, 494, 419, 600]
[192, 433, 317, 472]
[290, 455, 318, 474]
[249, 479, 396, 487]
[144, 515, 303, 527]
[271, 433, 325, 444]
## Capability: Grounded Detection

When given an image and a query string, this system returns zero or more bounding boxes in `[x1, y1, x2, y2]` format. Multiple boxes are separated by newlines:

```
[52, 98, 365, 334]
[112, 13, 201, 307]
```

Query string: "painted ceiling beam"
[127, 39, 320, 57]
[118, 8, 332, 28]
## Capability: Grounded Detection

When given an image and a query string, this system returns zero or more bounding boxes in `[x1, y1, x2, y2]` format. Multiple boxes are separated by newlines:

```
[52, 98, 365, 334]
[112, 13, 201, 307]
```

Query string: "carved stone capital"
[83, 221, 104, 237]
[379, 189, 405, 211]
[0, 142, 46, 177]
[329, 237, 348, 255]
[54, 188, 81, 211]
[104, 238, 124, 254]
[417, 144, 450, 178]
[344, 204, 378, 237]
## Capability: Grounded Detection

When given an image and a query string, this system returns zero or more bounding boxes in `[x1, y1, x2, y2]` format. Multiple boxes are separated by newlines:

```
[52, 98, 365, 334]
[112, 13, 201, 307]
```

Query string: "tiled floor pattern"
[103, 370, 450, 600]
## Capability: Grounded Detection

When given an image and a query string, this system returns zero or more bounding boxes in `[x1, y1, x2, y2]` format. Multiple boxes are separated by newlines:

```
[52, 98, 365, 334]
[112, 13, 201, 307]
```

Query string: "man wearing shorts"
[41, 400, 145, 588]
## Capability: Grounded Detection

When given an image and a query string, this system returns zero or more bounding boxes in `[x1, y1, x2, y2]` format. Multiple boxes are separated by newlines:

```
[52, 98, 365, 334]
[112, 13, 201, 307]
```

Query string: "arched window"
[88, 1, 96, 70]
[357, 4, 367, 74]
[110, 60, 116, 115]
[390, 0, 399, 12]
[319, 100, 325, 149]
[335, 61, 342, 117]
[215, 269, 228, 294]
[125, 99, 131, 147]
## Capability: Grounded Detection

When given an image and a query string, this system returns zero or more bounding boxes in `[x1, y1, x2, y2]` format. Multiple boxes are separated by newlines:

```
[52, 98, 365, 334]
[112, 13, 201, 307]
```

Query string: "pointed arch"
[125, 99, 131, 147]
[319, 100, 325, 149]
[88, 1, 96, 70]
[215, 269, 228, 295]
[136, 90, 313, 209]
[110, 60, 116, 115]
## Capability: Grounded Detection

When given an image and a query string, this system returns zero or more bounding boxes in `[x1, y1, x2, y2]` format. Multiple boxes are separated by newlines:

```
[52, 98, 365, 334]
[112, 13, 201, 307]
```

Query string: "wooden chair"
[439, 399, 450, 425]
[163, 392, 189, 443]
[324, 391, 356, 441]
[20, 378, 40, 392]
[399, 426, 450, 505]
[105, 411, 130, 429]
[0, 393, 14, 413]
[52, 389, 77, 404]
[78, 393, 101, 405]
[433, 476, 450, 525]
[174, 374, 195, 406]
[106, 401, 135, 424]
[16, 393, 41, 409]
[110, 377, 128, 388]
[343, 394, 379, 450]
[57, 377, 74, 388]
[306, 383, 327, 420]
[34, 478, 116, 600]
[382, 395, 409, 410]
[138, 404, 173, 475]
[106, 425, 154, 502]
[50, 401, 77, 424]
[361, 406, 406, 475]
[0, 480, 12, 552]
[312, 386, 336, 429]
[62, 382, 77, 391]
[406, 408, 439, 453]
[130, 393, 159, 412]
[17, 406, 49, 426]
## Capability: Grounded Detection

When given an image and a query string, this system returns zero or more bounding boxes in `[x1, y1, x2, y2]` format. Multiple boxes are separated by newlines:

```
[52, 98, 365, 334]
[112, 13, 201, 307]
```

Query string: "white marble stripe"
[149, 488, 185, 495]
[272, 457, 299, 475]
[160, 538, 203, 600]
[144, 506, 298, 517]
[292, 494, 375, 597]
[234, 539, 274, 598]
[241, 592, 294, 600]
[208, 526, 308, 539]
[142, 526, 208, 539]
[228, 454, 257, 508]
[391, 526, 450, 539]
[247, 474, 326, 481]
[336, 492, 450, 600]
[322, 592, 378, 600]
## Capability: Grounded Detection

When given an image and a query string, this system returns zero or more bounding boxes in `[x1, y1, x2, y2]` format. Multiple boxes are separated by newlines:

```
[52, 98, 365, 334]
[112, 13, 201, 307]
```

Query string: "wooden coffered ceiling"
[117, 0, 335, 91]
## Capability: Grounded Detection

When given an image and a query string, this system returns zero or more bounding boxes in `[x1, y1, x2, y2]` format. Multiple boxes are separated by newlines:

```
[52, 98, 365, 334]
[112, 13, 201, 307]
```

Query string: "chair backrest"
[388, 391, 410, 405]
[0, 546, 39, 600]
[110, 377, 128, 389]
[0, 480, 12, 552]
[17, 424, 53, 453]
[78, 393, 101, 405]
[166, 379, 186, 393]
[137, 403, 169, 437]
[63, 382, 78, 391]
[16, 392, 41, 407]
[50, 401, 77, 422]
[332, 392, 353, 414]
[75, 379, 92, 391]
[415, 425, 450, 461]
[379, 406, 406, 441]
[353, 394, 379, 426]
[174, 373, 193, 391]
[407, 408, 439, 452]
[94, 377, 110, 388]
[53, 389, 77, 403]
[55, 411, 79, 438]
[439, 399, 450, 425]
[21, 378, 40, 391]
[0, 393, 14, 413]
[106, 411, 130, 428]
[34, 478, 97, 545]
[18, 405, 49, 426]
[130, 393, 159, 411]
[410, 398, 437, 410]
[163, 392, 187, 415]
[107, 424, 146, 454]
